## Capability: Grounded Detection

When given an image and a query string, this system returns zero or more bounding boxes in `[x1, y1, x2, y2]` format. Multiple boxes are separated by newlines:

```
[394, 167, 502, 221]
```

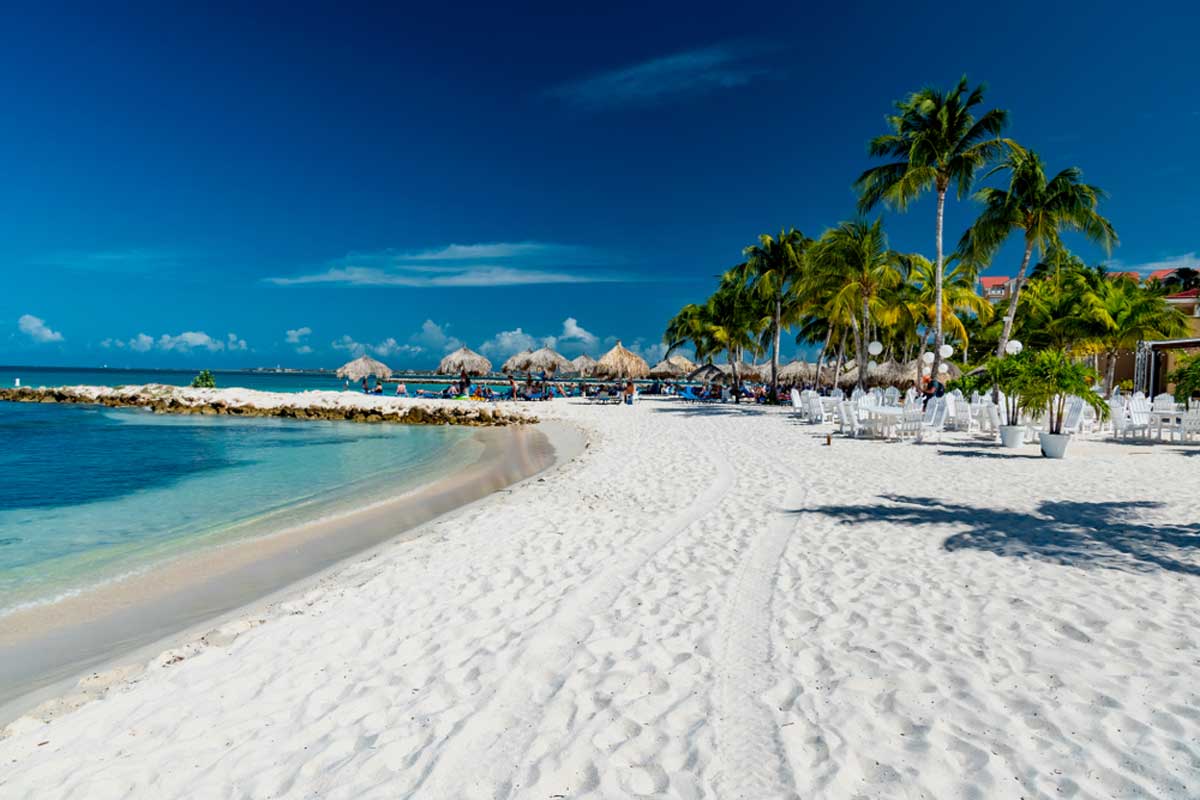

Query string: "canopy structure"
[778, 360, 815, 383]
[437, 346, 492, 376]
[501, 350, 533, 374]
[522, 346, 573, 374]
[569, 353, 598, 377]
[687, 363, 725, 382]
[335, 355, 392, 382]
[594, 341, 650, 379]
[868, 359, 908, 387]
[664, 354, 696, 372]
[648, 358, 688, 379]
[717, 362, 764, 381]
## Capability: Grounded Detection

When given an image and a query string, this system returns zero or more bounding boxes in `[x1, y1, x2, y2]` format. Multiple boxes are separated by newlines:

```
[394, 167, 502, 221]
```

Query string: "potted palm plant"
[970, 352, 1030, 448]
[1017, 350, 1108, 458]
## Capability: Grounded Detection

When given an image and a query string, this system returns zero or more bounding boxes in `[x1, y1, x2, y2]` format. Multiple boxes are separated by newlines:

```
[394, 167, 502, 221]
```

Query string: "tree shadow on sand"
[795, 495, 1200, 577]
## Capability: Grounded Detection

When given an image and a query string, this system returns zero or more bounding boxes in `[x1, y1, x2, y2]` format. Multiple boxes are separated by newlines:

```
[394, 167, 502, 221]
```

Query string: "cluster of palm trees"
[665, 76, 1182, 400]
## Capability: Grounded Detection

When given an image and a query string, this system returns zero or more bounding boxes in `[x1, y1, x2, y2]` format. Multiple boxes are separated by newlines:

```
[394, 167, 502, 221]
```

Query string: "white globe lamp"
[921, 351, 934, 365]
[938, 344, 954, 359]
[867, 341, 883, 357]
[867, 360, 878, 371]
[922, 366, 933, 376]
[1005, 339, 1024, 356]
[937, 362, 949, 374]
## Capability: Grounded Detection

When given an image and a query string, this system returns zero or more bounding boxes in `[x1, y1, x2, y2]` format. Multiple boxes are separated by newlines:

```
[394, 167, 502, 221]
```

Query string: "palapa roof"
[869, 359, 908, 386]
[522, 346, 573, 374]
[501, 349, 533, 374]
[335, 355, 392, 381]
[665, 354, 696, 371]
[594, 341, 649, 379]
[648, 358, 688, 378]
[687, 363, 724, 382]
[778, 360, 815, 382]
[569, 353, 598, 376]
[437, 346, 492, 376]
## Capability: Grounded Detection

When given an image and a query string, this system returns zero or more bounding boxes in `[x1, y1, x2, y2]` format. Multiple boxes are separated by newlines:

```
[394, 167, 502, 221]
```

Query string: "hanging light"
[867, 341, 883, 356]
[921, 351, 935, 365]
[922, 366, 933, 376]
[1005, 340, 1024, 356]
[938, 344, 954, 359]
[867, 360, 879, 371]
[937, 362, 949, 374]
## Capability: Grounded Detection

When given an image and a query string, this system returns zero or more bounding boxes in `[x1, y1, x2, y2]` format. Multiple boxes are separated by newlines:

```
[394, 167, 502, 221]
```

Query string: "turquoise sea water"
[0, 402, 480, 614]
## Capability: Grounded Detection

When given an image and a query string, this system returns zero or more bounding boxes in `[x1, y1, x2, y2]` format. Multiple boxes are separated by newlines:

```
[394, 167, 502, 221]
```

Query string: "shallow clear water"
[0, 402, 479, 613]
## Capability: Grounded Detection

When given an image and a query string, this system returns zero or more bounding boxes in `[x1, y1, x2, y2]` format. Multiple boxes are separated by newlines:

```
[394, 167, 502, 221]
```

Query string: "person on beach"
[922, 376, 945, 409]
[395, 382, 407, 397]
[623, 380, 635, 405]
[508, 374, 517, 400]
[361, 378, 369, 393]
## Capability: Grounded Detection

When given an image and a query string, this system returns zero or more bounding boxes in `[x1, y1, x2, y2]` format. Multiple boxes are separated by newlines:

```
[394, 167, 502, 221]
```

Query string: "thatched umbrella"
[837, 365, 860, 387]
[523, 346, 573, 374]
[778, 360, 814, 383]
[717, 362, 763, 381]
[438, 346, 492, 376]
[595, 341, 649, 379]
[687, 363, 724, 383]
[336, 355, 392, 382]
[570, 354, 598, 376]
[501, 349, 533, 374]
[870, 359, 908, 387]
[648, 358, 688, 379]
[665, 354, 696, 372]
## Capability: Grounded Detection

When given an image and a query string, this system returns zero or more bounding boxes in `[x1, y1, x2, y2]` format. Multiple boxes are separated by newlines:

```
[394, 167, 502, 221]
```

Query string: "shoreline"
[0, 419, 585, 727]
[0, 384, 534, 426]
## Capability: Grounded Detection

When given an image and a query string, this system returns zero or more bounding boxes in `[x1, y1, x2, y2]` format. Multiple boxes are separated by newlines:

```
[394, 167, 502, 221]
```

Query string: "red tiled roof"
[980, 276, 1010, 288]
[1147, 268, 1178, 280]
[1166, 288, 1199, 299]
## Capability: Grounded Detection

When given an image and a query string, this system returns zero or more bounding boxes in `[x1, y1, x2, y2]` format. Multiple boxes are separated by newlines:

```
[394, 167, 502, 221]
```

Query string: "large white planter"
[1039, 432, 1070, 459]
[999, 425, 1025, 448]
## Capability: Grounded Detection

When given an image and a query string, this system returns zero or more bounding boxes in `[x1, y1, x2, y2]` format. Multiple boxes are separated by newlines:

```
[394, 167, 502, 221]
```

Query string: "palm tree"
[1077, 272, 1187, 395]
[707, 271, 763, 402]
[855, 76, 1008, 378]
[737, 228, 812, 401]
[664, 303, 716, 365]
[806, 219, 904, 389]
[959, 145, 1117, 357]
[896, 253, 993, 381]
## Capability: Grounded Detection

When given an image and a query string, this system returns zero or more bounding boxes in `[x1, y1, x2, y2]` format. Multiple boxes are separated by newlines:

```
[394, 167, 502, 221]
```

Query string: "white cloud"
[558, 317, 597, 347]
[264, 241, 629, 288]
[479, 328, 544, 358]
[1108, 251, 1200, 274]
[629, 340, 668, 364]
[410, 319, 462, 353]
[332, 335, 366, 356]
[158, 331, 225, 352]
[295, 345, 313, 355]
[285, 326, 312, 344]
[546, 42, 775, 110]
[129, 333, 154, 352]
[18, 314, 64, 343]
[371, 337, 423, 358]
[226, 333, 247, 351]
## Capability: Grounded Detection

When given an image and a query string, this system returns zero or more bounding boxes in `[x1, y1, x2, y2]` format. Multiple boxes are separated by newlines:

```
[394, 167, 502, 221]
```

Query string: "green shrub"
[1169, 354, 1200, 408]
[191, 369, 217, 389]
[1016, 350, 1108, 434]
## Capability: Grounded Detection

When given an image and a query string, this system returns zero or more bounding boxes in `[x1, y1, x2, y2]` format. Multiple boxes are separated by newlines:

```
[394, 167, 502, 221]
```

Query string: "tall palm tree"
[959, 145, 1118, 357]
[707, 271, 763, 401]
[806, 219, 904, 389]
[737, 228, 812, 401]
[855, 76, 1008, 378]
[664, 303, 716, 365]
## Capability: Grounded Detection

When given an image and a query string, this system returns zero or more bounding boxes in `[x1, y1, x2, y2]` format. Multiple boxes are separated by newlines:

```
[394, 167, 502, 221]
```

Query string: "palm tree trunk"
[917, 327, 934, 389]
[996, 237, 1036, 357]
[1104, 349, 1118, 398]
[858, 296, 870, 390]
[771, 296, 782, 402]
[832, 339, 845, 389]
[931, 185, 947, 379]
[729, 347, 740, 404]
[813, 327, 833, 390]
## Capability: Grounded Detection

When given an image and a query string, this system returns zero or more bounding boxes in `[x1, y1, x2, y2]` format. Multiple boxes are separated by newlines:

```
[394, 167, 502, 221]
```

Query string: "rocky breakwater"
[0, 385, 535, 427]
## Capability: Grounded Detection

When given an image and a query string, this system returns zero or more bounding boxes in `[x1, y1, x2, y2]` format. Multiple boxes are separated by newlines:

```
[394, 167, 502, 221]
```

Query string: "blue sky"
[3, 1, 1198, 368]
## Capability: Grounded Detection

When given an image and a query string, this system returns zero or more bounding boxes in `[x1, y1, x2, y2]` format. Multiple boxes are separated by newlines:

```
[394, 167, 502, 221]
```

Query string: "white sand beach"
[2, 397, 1197, 799]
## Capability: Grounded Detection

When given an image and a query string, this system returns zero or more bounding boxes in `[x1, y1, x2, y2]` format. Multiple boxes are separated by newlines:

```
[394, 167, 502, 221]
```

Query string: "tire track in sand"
[415, 431, 737, 799]
[712, 470, 807, 799]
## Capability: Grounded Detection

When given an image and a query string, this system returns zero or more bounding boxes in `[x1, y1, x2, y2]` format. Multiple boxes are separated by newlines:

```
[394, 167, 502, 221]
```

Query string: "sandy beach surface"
[1, 396, 1197, 799]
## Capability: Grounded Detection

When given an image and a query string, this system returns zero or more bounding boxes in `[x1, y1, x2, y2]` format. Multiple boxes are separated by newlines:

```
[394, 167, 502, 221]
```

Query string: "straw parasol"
[665, 354, 696, 372]
[648, 358, 688, 379]
[336, 355, 392, 382]
[569, 353, 598, 376]
[717, 361, 763, 381]
[501, 349, 533, 374]
[594, 341, 649, 379]
[437, 346, 492, 376]
[870, 359, 908, 386]
[522, 346, 573, 374]
[778, 360, 814, 383]
[687, 363, 724, 382]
